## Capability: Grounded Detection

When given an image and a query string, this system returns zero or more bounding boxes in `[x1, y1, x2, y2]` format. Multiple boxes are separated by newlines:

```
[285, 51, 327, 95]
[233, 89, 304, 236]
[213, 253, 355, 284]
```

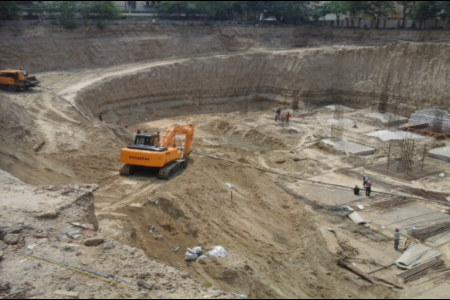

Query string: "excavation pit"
[2, 25, 450, 300]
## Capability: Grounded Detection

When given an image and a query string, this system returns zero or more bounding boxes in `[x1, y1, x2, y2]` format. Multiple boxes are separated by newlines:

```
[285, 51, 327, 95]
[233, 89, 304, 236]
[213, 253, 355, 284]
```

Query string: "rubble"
[3, 234, 20, 245]
[53, 290, 79, 299]
[84, 238, 104, 247]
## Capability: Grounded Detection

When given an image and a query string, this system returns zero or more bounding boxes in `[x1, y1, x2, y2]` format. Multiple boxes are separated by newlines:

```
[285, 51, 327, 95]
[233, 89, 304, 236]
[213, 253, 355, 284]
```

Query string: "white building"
[115, 1, 160, 12]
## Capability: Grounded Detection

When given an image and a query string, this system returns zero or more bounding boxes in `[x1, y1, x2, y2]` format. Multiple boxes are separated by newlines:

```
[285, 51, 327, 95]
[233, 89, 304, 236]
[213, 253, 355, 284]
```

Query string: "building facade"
[115, 1, 160, 12]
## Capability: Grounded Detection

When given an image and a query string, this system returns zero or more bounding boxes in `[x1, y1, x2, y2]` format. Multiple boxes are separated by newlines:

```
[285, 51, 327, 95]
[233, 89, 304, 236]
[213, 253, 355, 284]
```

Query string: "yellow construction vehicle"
[0, 69, 40, 92]
[119, 124, 194, 179]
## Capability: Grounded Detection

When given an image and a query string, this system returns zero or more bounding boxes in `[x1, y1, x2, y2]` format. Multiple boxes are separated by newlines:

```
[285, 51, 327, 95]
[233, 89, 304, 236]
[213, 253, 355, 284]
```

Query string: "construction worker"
[365, 181, 372, 196]
[363, 175, 369, 188]
[275, 107, 281, 121]
[394, 228, 401, 251]
[19, 68, 28, 76]
[353, 185, 360, 196]
[286, 111, 291, 123]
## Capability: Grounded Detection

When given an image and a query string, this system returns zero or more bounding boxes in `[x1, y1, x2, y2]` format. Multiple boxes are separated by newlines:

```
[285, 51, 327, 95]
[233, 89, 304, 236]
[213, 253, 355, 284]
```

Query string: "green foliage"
[0, 1, 22, 20]
[157, 1, 313, 22]
[157, 1, 201, 19]
[25, 3, 46, 20]
[90, 1, 122, 19]
[437, 1, 450, 21]
[261, 1, 312, 22]
[411, 1, 440, 23]
[96, 20, 107, 29]
[58, 1, 78, 29]
[363, 1, 395, 28]
[78, 1, 121, 20]
[339, 1, 366, 24]
[57, 1, 121, 29]
[396, 1, 417, 27]
[314, 1, 344, 21]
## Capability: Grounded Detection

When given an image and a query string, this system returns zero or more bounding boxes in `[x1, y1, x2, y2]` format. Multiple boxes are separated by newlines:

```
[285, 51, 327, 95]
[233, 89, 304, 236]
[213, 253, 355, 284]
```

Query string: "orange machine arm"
[158, 124, 195, 158]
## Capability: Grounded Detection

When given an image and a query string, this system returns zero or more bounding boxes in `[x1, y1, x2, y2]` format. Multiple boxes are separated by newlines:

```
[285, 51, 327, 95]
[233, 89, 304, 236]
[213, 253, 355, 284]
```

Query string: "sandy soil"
[1, 25, 450, 299]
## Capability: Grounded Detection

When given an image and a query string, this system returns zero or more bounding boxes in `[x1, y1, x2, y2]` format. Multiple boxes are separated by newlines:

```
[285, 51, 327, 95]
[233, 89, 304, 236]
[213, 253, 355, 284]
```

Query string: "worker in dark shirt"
[353, 185, 361, 195]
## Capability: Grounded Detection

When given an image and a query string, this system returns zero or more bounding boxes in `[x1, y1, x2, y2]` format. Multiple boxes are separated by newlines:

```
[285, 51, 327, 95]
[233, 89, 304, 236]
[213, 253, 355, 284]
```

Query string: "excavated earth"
[1, 25, 450, 299]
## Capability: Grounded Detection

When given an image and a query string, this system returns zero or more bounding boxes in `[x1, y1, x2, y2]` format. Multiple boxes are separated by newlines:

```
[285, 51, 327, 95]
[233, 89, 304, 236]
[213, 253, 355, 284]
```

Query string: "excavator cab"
[127, 133, 165, 152]
[134, 133, 159, 147]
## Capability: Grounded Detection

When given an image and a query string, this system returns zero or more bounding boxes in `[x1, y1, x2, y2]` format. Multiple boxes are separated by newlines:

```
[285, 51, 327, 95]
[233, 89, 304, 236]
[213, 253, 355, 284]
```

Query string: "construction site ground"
[1, 25, 450, 299]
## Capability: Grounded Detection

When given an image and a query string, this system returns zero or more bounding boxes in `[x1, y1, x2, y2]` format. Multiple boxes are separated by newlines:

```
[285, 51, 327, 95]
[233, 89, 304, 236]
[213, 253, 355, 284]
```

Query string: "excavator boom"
[158, 124, 195, 158]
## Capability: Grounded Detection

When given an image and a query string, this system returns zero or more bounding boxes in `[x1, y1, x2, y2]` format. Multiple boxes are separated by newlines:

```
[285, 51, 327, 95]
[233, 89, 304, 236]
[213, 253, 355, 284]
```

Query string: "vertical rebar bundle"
[331, 120, 344, 141]
[397, 136, 415, 174]
[334, 105, 344, 120]
[387, 97, 400, 129]
[378, 72, 391, 113]
[292, 94, 300, 110]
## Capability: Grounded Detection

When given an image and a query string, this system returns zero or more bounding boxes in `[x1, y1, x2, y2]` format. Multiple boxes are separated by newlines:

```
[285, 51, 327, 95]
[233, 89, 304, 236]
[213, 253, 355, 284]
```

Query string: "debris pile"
[370, 197, 414, 212]
[397, 259, 446, 283]
[409, 221, 450, 241]
[395, 243, 441, 270]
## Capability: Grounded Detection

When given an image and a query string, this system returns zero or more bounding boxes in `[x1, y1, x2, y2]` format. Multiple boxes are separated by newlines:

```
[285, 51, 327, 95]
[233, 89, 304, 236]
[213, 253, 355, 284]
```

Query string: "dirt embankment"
[1, 25, 449, 72]
[68, 43, 450, 126]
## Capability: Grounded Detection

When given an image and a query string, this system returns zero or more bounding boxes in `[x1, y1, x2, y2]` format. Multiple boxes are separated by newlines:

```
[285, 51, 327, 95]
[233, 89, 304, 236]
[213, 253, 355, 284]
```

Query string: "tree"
[240, 1, 266, 20]
[157, 1, 202, 20]
[437, 1, 450, 27]
[89, 1, 121, 19]
[196, 1, 235, 20]
[0, 1, 22, 20]
[313, 1, 344, 25]
[258, 1, 312, 22]
[363, 1, 395, 28]
[339, 1, 366, 27]
[58, 1, 78, 28]
[397, 1, 417, 28]
[410, 1, 440, 28]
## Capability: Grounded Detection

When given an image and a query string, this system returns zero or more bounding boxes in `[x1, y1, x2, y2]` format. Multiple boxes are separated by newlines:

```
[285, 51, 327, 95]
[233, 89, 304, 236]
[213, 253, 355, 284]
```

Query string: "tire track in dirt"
[94, 175, 164, 214]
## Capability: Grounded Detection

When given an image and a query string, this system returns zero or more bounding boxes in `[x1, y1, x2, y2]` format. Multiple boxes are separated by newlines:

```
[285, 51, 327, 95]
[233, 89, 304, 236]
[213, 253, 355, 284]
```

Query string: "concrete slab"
[319, 118, 355, 127]
[366, 202, 450, 234]
[429, 146, 450, 162]
[287, 182, 362, 206]
[323, 105, 353, 111]
[412, 283, 450, 299]
[366, 112, 408, 125]
[322, 139, 376, 156]
[365, 130, 425, 142]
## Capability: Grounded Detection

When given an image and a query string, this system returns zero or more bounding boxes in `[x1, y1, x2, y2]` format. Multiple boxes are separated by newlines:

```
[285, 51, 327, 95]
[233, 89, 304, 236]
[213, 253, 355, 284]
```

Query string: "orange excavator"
[0, 69, 39, 92]
[119, 124, 194, 179]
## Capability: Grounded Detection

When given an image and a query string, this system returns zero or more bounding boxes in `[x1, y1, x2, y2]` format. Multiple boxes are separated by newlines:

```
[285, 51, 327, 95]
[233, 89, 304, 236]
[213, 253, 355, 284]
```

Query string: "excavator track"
[158, 159, 188, 179]
[119, 164, 132, 176]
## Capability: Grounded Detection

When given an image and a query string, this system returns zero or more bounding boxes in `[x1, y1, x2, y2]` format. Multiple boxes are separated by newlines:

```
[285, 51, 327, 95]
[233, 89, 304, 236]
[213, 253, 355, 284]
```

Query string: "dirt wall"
[72, 43, 450, 122]
[1, 25, 449, 72]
